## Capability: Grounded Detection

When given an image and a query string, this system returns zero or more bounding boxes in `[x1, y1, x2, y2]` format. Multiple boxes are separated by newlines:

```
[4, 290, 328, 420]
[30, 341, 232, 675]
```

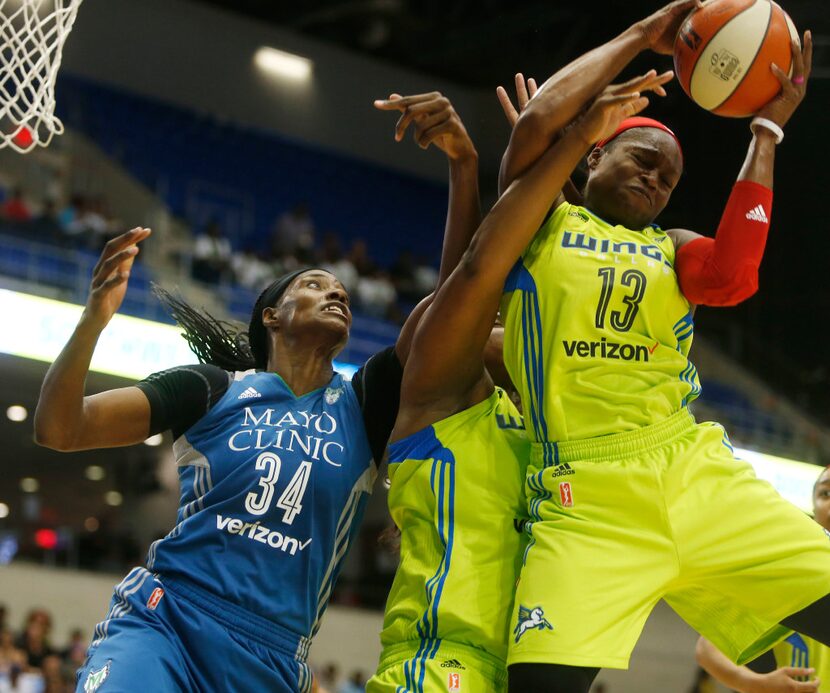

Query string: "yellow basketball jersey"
[379, 388, 529, 663]
[500, 202, 699, 442]
[774, 634, 830, 690]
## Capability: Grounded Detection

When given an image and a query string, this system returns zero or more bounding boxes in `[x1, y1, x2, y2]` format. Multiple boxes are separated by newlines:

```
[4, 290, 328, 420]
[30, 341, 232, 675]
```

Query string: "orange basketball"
[673, 0, 799, 117]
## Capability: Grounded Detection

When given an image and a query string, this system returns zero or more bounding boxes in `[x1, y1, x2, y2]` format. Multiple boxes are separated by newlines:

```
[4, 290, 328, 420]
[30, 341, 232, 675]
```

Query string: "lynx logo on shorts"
[514, 605, 553, 643]
[447, 672, 461, 691]
[559, 482, 574, 507]
[146, 587, 164, 610]
[84, 661, 111, 692]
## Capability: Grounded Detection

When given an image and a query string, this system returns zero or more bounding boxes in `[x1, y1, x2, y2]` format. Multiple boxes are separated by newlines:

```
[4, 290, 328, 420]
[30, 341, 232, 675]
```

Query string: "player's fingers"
[416, 119, 457, 150]
[374, 91, 442, 110]
[770, 63, 793, 90]
[394, 98, 449, 141]
[611, 69, 657, 93]
[802, 30, 812, 80]
[515, 73, 530, 108]
[93, 227, 149, 275]
[415, 112, 453, 148]
[793, 681, 819, 693]
[95, 270, 130, 293]
[790, 37, 805, 79]
[627, 95, 650, 116]
[781, 667, 815, 679]
[92, 247, 138, 288]
[527, 77, 538, 98]
[496, 86, 519, 125]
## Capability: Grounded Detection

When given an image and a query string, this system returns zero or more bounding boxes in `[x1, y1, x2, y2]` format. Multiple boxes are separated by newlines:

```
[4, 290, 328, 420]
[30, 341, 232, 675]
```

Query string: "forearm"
[500, 26, 646, 191]
[471, 126, 590, 280]
[696, 638, 758, 691]
[437, 152, 481, 288]
[674, 132, 776, 306]
[737, 129, 777, 188]
[34, 315, 103, 449]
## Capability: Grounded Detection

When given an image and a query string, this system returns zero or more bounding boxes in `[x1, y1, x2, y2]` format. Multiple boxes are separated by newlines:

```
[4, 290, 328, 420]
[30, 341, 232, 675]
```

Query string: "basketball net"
[0, 0, 82, 153]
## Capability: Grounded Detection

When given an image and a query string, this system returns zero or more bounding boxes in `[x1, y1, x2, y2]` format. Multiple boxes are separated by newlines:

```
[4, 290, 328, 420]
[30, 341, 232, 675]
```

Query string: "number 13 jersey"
[500, 202, 700, 443]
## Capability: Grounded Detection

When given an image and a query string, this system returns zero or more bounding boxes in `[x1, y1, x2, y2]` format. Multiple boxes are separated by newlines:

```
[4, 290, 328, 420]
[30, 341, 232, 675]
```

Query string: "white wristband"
[750, 117, 784, 144]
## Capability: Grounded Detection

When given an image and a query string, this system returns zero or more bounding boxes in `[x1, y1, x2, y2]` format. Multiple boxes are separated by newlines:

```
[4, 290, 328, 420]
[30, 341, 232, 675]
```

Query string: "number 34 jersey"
[146, 370, 375, 641]
[500, 202, 700, 443]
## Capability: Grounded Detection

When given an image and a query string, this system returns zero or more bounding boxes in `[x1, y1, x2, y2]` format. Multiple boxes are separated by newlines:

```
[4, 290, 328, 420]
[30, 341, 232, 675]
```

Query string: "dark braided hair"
[153, 268, 312, 372]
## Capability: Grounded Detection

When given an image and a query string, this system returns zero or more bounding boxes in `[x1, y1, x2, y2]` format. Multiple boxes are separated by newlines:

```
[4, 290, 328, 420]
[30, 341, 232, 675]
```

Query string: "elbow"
[33, 417, 76, 452]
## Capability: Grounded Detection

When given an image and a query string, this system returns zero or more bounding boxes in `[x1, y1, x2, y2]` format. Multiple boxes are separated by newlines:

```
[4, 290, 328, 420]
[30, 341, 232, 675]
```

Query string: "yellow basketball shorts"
[368, 640, 507, 693]
[508, 409, 830, 670]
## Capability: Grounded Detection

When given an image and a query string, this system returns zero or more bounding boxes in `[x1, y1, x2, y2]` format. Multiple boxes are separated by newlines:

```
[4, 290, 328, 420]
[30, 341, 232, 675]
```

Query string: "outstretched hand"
[637, 0, 703, 55]
[576, 69, 674, 145]
[755, 30, 812, 129]
[374, 92, 476, 161]
[746, 666, 819, 692]
[496, 73, 538, 128]
[84, 227, 151, 329]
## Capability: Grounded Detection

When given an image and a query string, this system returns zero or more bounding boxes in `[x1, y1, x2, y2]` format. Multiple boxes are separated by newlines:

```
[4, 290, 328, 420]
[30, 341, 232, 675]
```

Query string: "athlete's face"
[813, 468, 830, 532]
[583, 129, 682, 230]
[264, 270, 351, 352]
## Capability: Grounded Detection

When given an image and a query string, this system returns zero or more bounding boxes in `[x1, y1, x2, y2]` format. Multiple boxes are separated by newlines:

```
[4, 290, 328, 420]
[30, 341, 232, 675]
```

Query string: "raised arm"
[498, 0, 694, 193]
[397, 81, 654, 420]
[34, 228, 154, 451]
[670, 32, 812, 306]
[696, 637, 819, 693]
[373, 91, 481, 365]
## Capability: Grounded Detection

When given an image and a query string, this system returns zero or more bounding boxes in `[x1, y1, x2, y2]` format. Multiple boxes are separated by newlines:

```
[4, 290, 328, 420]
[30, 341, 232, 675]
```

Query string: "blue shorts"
[76, 567, 313, 692]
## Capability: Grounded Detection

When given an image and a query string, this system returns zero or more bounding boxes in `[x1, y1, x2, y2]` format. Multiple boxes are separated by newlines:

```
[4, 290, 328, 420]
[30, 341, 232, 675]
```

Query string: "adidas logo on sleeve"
[745, 205, 769, 223]
[238, 387, 262, 400]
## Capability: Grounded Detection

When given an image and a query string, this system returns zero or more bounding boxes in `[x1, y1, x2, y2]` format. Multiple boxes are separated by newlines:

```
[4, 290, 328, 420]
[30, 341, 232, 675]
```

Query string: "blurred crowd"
[0, 606, 84, 693]
[191, 203, 438, 323]
[0, 184, 121, 252]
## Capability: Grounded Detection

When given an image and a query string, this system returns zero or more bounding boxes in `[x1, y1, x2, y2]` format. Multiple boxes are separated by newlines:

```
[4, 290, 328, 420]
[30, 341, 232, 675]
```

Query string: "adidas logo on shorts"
[745, 205, 768, 223]
[440, 659, 466, 670]
[238, 387, 262, 400]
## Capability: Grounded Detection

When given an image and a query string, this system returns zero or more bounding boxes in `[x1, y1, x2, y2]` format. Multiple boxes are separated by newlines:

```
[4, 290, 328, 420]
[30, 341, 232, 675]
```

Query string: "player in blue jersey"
[34, 92, 482, 693]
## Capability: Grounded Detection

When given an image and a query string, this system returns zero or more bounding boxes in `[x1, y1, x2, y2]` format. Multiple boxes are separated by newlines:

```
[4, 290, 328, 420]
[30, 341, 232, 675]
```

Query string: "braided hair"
[154, 268, 312, 372]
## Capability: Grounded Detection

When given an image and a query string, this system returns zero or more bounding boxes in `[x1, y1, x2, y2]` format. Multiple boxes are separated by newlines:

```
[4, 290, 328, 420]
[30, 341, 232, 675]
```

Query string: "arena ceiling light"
[6, 405, 27, 422]
[85, 465, 106, 481]
[20, 477, 39, 493]
[0, 503, 9, 519]
[254, 46, 313, 81]
[144, 434, 163, 447]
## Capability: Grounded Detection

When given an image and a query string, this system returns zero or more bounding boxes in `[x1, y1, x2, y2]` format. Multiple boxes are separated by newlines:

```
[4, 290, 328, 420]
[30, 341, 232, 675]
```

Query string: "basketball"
[673, 0, 799, 117]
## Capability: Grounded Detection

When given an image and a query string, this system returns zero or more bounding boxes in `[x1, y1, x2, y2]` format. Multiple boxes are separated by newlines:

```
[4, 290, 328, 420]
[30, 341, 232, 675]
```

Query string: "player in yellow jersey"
[493, 2, 830, 692]
[366, 71, 665, 692]
[696, 466, 830, 693]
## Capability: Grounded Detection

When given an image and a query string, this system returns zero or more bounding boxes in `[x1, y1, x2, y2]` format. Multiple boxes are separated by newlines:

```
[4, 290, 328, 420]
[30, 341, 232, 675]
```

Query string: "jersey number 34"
[244, 452, 312, 525]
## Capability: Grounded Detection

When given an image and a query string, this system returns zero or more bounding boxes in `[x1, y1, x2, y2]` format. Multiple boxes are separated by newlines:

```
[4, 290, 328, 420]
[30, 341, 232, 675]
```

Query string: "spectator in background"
[58, 195, 87, 246]
[271, 202, 314, 261]
[2, 188, 31, 223]
[337, 670, 366, 693]
[59, 629, 86, 671]
[15, 609, 54, 670]
[319, 232, 358, 295]
[355, 269, 397, 320]
[30, 201, 62, 243]
[317, 662, 340, 691]
[0, 630, 25, 676]
[192, 219, 232, 284]
[231, 247, 274, 291]
[347, 239, 375, 278]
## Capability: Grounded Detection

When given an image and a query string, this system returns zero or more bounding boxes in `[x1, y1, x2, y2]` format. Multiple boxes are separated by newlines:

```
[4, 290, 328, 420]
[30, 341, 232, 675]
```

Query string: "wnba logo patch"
[146, 587, 164, 610]
[447, 672, 461, 691]
[559, 482, 574, 507]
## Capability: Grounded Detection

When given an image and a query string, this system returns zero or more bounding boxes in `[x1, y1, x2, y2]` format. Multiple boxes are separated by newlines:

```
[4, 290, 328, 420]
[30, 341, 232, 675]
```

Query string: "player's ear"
[261, 306, 280, 329]
[587, 146, 605, 171]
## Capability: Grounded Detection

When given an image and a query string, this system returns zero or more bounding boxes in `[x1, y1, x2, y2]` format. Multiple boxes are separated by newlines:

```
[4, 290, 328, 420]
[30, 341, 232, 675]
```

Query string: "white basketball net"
[0, 0, 82, 153]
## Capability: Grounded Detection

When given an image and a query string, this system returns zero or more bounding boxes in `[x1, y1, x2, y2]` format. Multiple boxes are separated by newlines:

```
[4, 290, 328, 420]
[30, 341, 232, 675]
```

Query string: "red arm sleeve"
[675, 180, 773, 306]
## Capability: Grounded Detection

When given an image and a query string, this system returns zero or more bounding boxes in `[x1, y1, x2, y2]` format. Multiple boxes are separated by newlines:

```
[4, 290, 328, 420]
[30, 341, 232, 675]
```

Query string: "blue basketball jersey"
[146, 369, 375, 640]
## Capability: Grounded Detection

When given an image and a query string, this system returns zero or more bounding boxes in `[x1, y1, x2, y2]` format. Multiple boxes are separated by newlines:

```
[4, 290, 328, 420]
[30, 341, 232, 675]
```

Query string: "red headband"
[595, 117, 683, 163]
